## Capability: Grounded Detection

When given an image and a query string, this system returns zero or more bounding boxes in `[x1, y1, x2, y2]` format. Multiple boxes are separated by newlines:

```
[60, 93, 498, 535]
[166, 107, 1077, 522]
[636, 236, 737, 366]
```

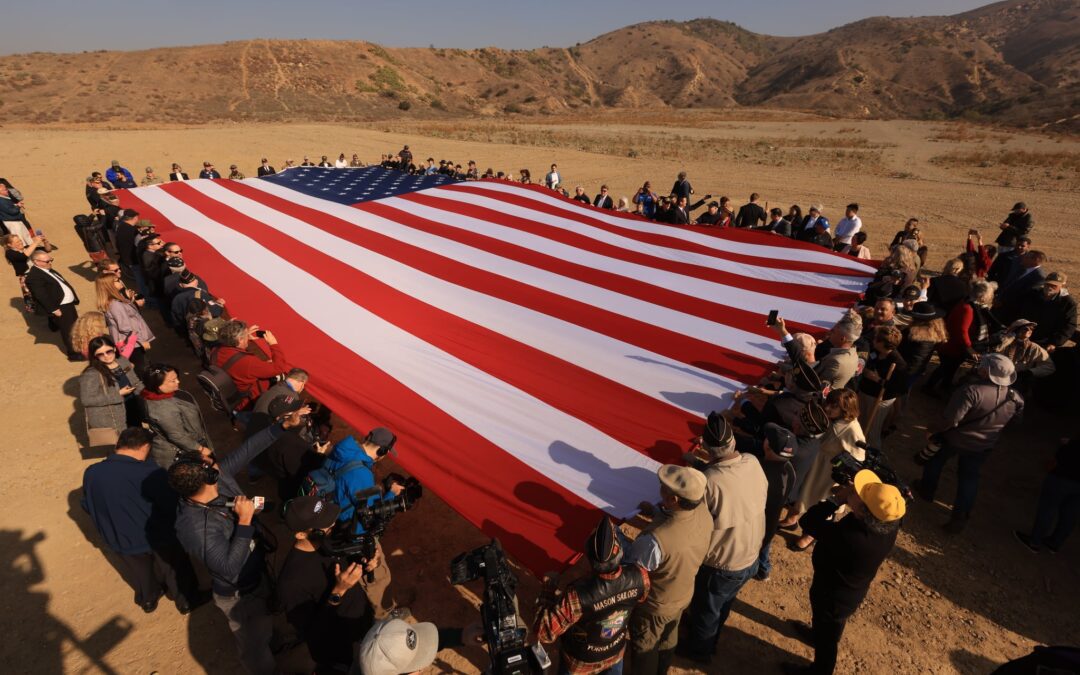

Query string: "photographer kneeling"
[325, 429, 408, 619]
[168, 417, 300, 675]
[278, 495, 376, 672]
[781, 470, 904, 675]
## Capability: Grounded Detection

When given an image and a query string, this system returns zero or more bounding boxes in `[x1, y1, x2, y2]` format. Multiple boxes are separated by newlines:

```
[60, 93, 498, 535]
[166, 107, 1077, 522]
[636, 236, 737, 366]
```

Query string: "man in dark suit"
[766, 208, 792, 237]
[593, 185, 614, 210]
[735, 193, 766, 228]
[168, 164, 189, 181]
[995, 250, 1048, 323]
[25, 249, 82, 360]
[670, 196, 692, 225]
[256, 159, 276, 177]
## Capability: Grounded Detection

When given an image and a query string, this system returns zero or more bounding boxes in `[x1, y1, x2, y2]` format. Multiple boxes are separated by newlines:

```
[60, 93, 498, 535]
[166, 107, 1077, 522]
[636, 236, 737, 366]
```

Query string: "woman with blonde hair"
[69, 311, 109, 359]
[782, 389, 866, 550]
[96, 274, 155, 372]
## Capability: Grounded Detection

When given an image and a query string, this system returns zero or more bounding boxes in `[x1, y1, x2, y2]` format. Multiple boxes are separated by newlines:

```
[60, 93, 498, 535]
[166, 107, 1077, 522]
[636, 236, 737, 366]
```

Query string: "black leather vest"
[562, 564, 646, 663]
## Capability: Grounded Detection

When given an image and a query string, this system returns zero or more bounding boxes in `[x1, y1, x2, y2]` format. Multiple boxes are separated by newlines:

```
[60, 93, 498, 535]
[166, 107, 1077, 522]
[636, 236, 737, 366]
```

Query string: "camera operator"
[535, 516, 649, 675]
[326, 429, 407, 618]
[247, 394, 329, 502]
[626, 465, 711, 675]
[168, 418, 299, 675]
[781, 470, 904, 675]
[277, 495, 376, 671]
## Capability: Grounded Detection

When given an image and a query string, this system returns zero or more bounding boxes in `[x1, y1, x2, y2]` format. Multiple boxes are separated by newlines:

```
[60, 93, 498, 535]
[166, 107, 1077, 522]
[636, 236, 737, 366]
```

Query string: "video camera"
[450, 541, 551, 675]
[321, 473, 422, 579]
[831, 441, 914, 503]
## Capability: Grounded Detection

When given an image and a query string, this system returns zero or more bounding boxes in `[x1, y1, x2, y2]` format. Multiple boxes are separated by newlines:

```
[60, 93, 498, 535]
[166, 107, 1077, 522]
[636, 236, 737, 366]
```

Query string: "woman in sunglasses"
[79, 335, 145, 444]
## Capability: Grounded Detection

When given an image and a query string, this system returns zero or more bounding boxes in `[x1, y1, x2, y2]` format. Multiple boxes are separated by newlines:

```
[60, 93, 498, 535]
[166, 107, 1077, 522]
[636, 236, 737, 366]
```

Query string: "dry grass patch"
[930, 148, 1080, 190]
[382, 121, 888, 172]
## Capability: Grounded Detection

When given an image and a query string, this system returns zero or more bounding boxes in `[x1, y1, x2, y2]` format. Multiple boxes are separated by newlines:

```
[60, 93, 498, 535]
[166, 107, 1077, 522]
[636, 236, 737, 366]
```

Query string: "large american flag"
[119, 167, 875, 574]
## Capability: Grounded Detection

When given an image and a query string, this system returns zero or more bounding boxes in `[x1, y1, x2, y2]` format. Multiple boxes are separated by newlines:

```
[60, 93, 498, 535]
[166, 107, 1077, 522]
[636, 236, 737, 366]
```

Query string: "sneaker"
[1013, 530, 1041, 554]
[754, 567, 771, 582]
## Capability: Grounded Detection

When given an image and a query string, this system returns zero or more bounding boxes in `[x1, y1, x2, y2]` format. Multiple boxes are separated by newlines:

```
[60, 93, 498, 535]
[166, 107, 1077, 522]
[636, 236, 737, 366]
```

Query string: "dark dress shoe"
[140, 596, 160, 613]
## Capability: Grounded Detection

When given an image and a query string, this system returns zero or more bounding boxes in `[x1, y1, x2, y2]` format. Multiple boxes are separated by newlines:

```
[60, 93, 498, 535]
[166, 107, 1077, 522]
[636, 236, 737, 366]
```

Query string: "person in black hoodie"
[781, 470, 904, 675]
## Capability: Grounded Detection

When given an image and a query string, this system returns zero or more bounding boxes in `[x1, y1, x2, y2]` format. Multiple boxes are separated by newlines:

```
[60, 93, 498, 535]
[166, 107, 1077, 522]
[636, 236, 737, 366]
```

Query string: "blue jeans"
[558, 659, 622, 675]
[685, 561, 758, 658]
[757, 540, 773, 576]
[919, 443, 991, 518]
[1030, 473, 1080, 550]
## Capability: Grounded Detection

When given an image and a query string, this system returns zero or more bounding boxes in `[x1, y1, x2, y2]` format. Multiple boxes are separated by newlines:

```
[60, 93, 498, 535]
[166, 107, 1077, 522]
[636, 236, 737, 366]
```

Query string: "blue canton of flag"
[258, 166, 459, 205]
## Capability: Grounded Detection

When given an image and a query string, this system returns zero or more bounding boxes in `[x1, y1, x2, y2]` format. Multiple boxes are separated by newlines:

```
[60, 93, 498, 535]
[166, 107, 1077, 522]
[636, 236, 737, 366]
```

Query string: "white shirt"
[44, 268, 76, 305]
[334, 159, 347, 168]
[834, 216, 862, 244]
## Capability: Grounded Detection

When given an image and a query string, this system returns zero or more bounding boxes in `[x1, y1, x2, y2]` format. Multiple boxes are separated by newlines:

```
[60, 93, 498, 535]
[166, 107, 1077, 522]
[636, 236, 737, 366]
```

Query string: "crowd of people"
[2, 151, 1078, 675]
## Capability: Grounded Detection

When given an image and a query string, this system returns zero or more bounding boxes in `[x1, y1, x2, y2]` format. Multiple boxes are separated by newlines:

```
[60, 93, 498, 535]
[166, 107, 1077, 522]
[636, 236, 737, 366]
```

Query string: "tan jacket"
[995, 337, 1055, 377]
[816, 345, 858, 389]
[701, 453, 768, 572]
[641, 505, 712, 616]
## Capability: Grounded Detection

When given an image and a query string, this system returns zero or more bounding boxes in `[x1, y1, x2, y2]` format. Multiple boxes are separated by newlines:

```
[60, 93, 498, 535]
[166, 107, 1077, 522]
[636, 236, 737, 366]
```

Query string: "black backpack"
[196, 349, 249, 419]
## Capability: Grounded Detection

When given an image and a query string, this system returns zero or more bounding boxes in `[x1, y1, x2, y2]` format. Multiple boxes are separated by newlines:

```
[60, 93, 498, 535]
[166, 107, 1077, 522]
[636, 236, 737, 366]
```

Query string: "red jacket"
[213, 339, 289, 408]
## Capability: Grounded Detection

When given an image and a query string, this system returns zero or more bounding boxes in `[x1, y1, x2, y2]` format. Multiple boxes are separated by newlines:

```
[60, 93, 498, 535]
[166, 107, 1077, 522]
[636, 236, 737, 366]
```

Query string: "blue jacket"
[325, 435, 392, 533]
[82, 454, 177, 555]
[105, 166, 135, 187]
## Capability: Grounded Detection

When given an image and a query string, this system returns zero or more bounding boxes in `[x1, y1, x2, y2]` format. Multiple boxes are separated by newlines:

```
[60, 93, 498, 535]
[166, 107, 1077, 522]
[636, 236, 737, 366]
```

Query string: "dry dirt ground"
[1, 117, 1078, 675]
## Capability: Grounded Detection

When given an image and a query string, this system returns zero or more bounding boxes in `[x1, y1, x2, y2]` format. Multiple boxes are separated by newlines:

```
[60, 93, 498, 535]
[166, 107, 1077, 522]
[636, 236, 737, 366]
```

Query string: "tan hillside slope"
[0, 0, 1074, 127]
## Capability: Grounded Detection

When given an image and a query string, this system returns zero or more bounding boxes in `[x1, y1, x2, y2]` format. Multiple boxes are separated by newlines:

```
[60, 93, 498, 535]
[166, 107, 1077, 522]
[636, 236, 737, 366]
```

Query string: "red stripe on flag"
[118, 188, 604, 575]
[160, 182, 707, 460]
[213, 180, 775, 383]
[444, 181, 875, 278]
[394, 190, 857, 311]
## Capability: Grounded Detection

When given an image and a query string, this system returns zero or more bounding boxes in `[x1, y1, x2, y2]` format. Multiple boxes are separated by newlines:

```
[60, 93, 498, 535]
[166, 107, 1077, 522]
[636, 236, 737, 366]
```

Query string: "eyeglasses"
[37, 258, 54, 263]
[167, 248, 183, 254]
[95, 348, 116, 357]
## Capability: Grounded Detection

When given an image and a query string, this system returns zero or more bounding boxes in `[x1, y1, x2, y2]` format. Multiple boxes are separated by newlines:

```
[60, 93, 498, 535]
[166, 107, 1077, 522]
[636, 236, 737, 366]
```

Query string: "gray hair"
[834, 320, 861, 343]
[970, 280, 997, 306]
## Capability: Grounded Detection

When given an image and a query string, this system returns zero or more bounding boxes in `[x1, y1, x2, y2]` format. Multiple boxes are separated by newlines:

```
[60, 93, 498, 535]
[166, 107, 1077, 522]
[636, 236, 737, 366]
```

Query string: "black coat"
[26, 265, 79, 314]
[168, 172, 190, 181]
[593, 194, 613, 209]
[735, 202, 766, 228]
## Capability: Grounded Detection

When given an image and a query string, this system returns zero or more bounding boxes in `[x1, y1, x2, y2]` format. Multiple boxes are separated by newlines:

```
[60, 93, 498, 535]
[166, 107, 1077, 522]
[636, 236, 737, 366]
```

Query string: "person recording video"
[167, 418, 299, 675]
[277, 495, 377, 672]
[324, 429, 408, 619]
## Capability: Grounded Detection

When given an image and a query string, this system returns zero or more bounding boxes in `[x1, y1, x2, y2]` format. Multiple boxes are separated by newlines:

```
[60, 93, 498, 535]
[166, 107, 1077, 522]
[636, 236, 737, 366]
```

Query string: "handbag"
[87, 426, 119, 448]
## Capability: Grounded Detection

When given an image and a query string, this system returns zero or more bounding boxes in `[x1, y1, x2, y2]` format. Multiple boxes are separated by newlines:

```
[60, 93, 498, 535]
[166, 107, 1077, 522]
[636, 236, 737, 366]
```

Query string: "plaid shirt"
[535, 566, 651, 675]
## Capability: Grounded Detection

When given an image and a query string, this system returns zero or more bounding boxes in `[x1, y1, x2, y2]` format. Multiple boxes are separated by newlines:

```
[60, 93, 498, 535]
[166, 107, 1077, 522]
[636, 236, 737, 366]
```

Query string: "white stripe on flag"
[136, 185, 661, 514]
[186, 180, 750, 414]
[241, 179, 838, 337]
[453, 180, 877, 275]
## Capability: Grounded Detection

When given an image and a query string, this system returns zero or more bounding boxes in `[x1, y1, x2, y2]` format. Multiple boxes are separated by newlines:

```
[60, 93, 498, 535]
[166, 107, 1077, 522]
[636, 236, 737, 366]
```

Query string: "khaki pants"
[361, 542, 394, 619]
[628, 608, 681, 675]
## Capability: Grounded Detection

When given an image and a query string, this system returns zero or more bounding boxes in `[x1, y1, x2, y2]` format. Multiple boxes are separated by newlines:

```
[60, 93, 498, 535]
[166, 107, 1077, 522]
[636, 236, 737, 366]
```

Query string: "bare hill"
[0, 0, 1075, 128]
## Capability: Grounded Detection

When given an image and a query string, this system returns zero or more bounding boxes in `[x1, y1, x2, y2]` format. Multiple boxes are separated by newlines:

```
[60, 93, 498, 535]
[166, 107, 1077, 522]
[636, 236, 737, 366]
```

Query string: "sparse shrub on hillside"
[398, 100, 411, 111]
[430, 99, 446, 111]
[356, 80, 378, 93]
[369, 66, 405, 92]
[523, 95, 537, 104]
[369, 45, 399, 65]
[503, 104, 521, 114]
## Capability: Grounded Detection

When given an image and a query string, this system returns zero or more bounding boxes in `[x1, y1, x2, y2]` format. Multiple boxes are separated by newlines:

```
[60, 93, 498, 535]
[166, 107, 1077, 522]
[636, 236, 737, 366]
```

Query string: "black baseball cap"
[284, 495, 341, 532]
[268, 394, 304, 419]
[365, 427, 397, 455]
[763, 423, 796, 459]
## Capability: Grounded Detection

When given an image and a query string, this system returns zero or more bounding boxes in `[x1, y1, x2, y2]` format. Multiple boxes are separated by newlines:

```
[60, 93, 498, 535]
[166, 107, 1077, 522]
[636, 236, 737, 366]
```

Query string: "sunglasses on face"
[95, 348, 116, 357]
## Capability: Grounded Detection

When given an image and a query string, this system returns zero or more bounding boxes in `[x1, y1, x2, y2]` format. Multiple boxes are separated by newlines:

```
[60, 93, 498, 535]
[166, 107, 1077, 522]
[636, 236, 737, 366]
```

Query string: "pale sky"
[2, 0, 996, 56]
